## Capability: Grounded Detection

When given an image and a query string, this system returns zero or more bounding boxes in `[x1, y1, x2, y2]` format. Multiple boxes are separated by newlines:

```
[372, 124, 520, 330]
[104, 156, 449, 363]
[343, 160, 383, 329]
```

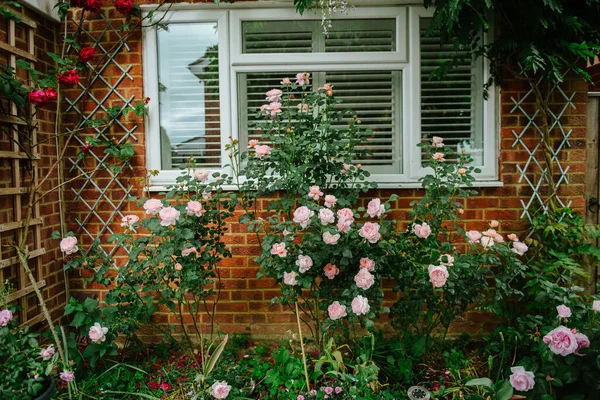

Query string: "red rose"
[79, 47, 95, 63]
[81, 0, 102, 12]
[114, 0, 134, 14]
[28, 88, 57, 106]
[57, 70, 80, 86]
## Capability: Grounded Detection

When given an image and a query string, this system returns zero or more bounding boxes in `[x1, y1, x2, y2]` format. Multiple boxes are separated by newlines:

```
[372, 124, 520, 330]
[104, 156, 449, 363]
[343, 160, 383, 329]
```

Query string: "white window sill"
[21, 0, 60, 22]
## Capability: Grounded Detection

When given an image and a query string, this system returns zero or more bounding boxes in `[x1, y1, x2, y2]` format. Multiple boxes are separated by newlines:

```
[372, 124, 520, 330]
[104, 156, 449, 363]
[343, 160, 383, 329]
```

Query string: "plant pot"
[35, 376, 55, 400]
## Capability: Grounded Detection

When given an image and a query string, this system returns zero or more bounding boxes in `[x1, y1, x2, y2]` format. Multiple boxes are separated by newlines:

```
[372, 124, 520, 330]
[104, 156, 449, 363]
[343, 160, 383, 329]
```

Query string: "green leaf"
[465, 378, 493, 388]
[495, 380, 514, 400]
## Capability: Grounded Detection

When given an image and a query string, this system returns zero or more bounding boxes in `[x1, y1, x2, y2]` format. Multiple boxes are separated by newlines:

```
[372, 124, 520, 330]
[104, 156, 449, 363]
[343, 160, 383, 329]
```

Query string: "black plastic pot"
[34, 376, 55, 400]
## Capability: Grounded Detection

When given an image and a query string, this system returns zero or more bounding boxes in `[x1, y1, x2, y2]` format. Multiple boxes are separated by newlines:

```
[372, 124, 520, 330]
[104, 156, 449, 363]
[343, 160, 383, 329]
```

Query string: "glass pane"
[237, 70, 402, 175]
[419, 17, 484, 165]
[157, 22, 220, 170]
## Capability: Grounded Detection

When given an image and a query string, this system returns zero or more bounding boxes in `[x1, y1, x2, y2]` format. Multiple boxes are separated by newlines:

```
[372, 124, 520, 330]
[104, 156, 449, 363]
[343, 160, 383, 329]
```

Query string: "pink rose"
[359, 257, 375, 272]
[211, 381, 231, 399]
[88, 322, 108, 343]
[271, 242, 287, 257]
[296, 72, 310, 86]
[297, 102, 309, 113]
[351, 295, 370, 316]
[507, 233, 519, 242]
[354, 269, 375, 290]
[574, 332, 590, 354]
[308, 185, 323, 200]
[336, 207, 354, 233]
[159, 207, 180, 227]
[182, 247, 197, 257]
[319, 208, 335, 225]
[432, 152, 445, 162]
[593, 300, 600, 312]
[0, 309, 13, 326]
[327, 301, 347, 320]
[120, 214, 139, 230]
[458, 168, 467, 175]
[281, 77, 291, 85]
[262, 101, 282, 118]
[293, 206, 314, 228]
[482, 229, 497, 237]
[296, 255, 313, 273]
[284, 271, 298, 286]
[428, 265, 449, 288]
[297, 396, 305, 400]
[335, 387, 342, 394]
[556, 305, 571, 318]
[480, 236, 495, 248]
[60, 236, 78, 255]
[324, 387, 333, 395]
[458, 208, 464, 214]
[324, 195, 337, 208]
[186, 201, 203, 217]
[413, 223, 431, 239]
[543, 326, 579, 356]
[60, 370, 75, 382]
[512, 242, 528, 256]
[509, 366, 535, 392]
[359, 222, 381, 244]
[248, 139, 259, 148]
[439, 254, 454, 266]
[193, 169, 210, 182]
[143, 198, 163, 215]
[174, 263, 183, 271]
[341, 163, 352, 174]
[265, 88, 282, 102]
[494, 234, 505, 243]
[323, 263, 339, 279]
[40, 345, 55, 361]
[367, 198, 385, 218]
[490, 220, 499, 228]
[432, 136, 444, 147]
[323, 231, 340, 245]
[466, 230, 482, 243]
[254, 145, 271, 158]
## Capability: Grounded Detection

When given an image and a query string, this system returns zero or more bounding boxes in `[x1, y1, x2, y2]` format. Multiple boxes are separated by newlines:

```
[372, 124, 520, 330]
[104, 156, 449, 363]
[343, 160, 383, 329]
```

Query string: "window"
[143, 6, 497, 187]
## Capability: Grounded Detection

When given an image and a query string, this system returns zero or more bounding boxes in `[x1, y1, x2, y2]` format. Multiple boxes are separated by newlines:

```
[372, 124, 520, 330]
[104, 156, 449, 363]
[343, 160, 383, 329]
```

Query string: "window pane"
[242, 19, 396, 54]
[420, 17, 484, 165]
[238, 71, 402, 175]
[157, 23, 220, 170]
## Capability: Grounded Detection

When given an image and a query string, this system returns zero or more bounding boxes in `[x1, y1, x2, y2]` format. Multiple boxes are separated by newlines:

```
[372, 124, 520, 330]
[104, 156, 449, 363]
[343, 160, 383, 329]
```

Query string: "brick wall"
[64, 3, 589, 339]
[0, 6, 66, 324]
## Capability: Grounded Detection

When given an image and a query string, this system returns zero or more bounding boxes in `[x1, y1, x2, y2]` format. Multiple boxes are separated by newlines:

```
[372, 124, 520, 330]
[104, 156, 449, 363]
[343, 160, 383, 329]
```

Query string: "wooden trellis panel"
[0, 10, 46, 326]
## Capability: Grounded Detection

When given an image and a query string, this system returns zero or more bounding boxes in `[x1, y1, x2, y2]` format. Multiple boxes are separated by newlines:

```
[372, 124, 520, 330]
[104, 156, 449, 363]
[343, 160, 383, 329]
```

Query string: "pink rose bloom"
[336, 218, 352, 233]
[40, 345, 55, 361]
[324, 387, 334, 395]
[574, 332, 590, 353]
[293, 206, 314, 228]
[432, 136, 444, 147]
[354, 269, 375, 290]
[490, 220, 499, 228]
[60, 237, 78, 255]
[324, 195, 337, 208]
[327, 301, 347, 320]
[88, 322, 108, 343]
[466, 230, 482, 243]
[211, 381, 231, 399]
[482, 229, 497, 237]
[297, 102, 309, 113]
[593, 300, 600, 312]
[428, 265, 449, 288]
[494, 234, 505, 243]
[182, 247, 197, 257]
[271, 242, 287, 257]
[432, 152, 445, 162]
[509, 366, 535, 392]
[359, 222, 381, 244]
[0, 309, 13, 326]
[319, 208, 335, 225]
[296, 72, 310, 86]
[254, 145, 271, 158]
[335, 387, 342, 394]
[308, 185, 323, 200]
[458, 168, 467, 175]
[341, 163, 352, 174]
[281, 77, 291, 85]
[120, 214, 139, 230]
[297, 396, 305, 400]
[143, 198, 163, 215]
[439, 254, 454, 266]
[351, 295, 370, 316]
[296, 255, 313, 273]
[159, 207, 180, 227]
[359, 257, 375, 271]
[543, 326, 579, 356]
[323, 231, 341, 245]
[480, 236, 495, 248]
[367, 198, 385, 218]
[60, 370, 75, 382]
[284, 271, 298, 286]
[193, 169, 210, 182]
[323, 263, 339, 279]
[265, 88, 282, 102]
[267, 101, 282, 118]
[512, 242, 528, 256]
[248, 139, 259, 148]
[283, 229, 292, 236]
[507, 233, 519, 242]
[413, 223, 431, 239]
[186, 201, 203, 217]
[556, 305, 571, 318]
[175, 263, 183, 271]
[458, 208, 464, 214]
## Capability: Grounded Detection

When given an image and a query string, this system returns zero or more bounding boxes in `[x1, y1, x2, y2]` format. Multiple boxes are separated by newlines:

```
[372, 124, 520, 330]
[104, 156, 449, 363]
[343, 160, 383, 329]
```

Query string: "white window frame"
[142, 5, 500, 189]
